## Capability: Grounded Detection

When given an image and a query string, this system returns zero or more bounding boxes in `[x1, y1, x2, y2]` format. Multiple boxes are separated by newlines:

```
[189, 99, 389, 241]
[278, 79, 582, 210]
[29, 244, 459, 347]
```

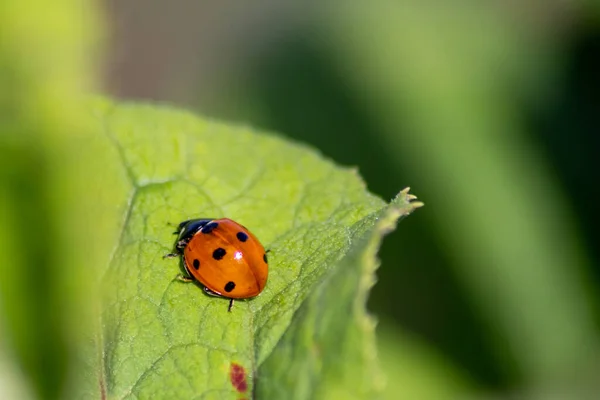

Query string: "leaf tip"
[392, 187, 425, 212]
[411, 201, 425, 209]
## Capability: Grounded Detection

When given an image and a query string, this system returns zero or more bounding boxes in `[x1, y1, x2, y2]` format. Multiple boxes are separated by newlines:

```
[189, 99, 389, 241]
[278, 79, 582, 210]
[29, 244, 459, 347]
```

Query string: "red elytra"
[165, 218, 268, 311]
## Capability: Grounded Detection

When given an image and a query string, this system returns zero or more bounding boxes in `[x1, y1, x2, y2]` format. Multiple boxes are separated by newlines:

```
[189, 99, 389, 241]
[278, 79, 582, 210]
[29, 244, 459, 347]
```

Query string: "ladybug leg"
[177, 260, 196, 282]
[163, 239, 188, 259]
[163, 246, 183, 259]
[203, 287, 222, 297]
[201, 286, 234, 312]
[176, 274, 195, 283]
[176, 239, 189, 250]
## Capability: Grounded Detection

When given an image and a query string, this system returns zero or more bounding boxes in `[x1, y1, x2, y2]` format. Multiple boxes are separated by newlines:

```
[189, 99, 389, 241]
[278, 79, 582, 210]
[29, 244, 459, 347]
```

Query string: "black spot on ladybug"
[236, 232, 248, 242]
[193, 259, 200, 270]
[202, 222, 219, 234]
[213, 248, 226, 260]
[225, 281, 236, 292]
[263, 253, 268, 263]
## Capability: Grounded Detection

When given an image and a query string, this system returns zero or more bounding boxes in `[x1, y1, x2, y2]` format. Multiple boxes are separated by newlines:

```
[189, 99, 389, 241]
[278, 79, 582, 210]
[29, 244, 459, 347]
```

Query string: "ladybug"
[164, 218, 268, 312]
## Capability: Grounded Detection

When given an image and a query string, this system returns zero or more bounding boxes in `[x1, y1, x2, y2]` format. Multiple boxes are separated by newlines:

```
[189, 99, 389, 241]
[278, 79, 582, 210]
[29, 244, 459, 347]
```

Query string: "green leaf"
[256, 192, 420, 399]
[86, 99, 421, 399]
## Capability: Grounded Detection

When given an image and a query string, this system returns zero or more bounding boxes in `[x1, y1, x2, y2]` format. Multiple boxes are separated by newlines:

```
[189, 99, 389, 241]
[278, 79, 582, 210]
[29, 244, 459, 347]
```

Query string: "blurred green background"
[2, 0, 600, 398]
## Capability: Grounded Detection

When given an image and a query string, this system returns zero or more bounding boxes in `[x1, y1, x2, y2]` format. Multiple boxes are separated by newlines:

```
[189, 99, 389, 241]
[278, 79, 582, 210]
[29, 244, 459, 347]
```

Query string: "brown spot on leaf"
[230, 363, 248, 393]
